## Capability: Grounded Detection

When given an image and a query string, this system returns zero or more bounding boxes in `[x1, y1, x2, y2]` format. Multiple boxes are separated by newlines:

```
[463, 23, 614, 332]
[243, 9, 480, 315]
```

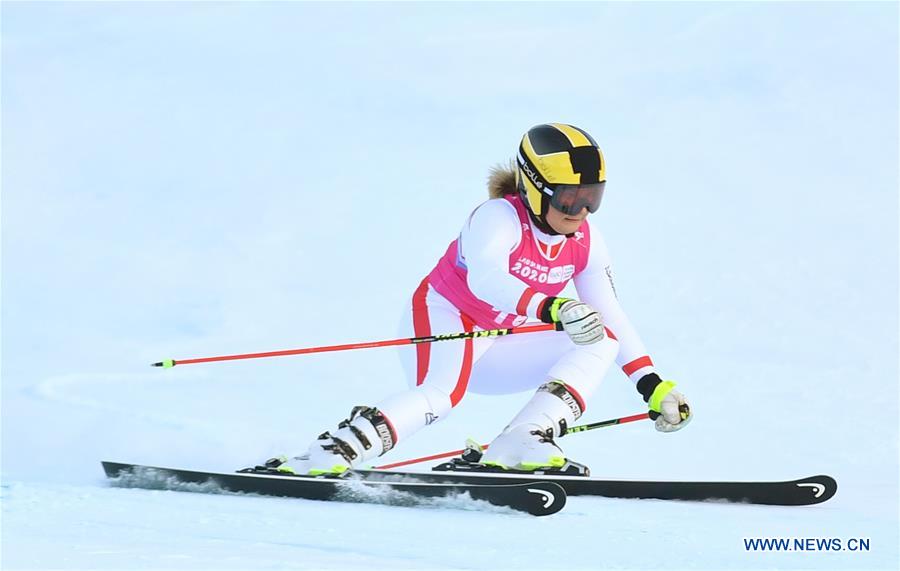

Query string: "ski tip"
[798, 474, 838, 504]
[151, 359, 175, 368]
[524, 481, 567, 516]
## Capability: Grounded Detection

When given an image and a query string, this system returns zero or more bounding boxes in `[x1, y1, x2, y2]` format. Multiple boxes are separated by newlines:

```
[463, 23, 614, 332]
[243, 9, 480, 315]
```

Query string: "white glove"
[653, 388, 691, 432]
[541, 297, 605, 345]
[637, 374, 692, 433]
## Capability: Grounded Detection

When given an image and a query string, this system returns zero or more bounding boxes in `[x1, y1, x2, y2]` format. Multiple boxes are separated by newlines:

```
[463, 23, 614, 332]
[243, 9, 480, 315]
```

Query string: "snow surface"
[2, 3, 898, 570]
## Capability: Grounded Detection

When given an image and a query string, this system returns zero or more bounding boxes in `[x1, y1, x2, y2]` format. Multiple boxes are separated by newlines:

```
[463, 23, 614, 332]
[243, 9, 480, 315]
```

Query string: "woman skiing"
[277, 123, 691, 475]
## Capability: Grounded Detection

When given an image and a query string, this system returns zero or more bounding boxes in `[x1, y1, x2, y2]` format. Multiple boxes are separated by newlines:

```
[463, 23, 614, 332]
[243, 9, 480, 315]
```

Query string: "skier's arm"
[572, 229, 657, 382]
[461, 200, 549, 320]
[573, 227, 692, 431]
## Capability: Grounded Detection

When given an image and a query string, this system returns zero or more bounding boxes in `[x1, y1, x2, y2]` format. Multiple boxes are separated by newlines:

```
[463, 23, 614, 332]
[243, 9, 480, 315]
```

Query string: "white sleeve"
[573, 225, 657, 383]
[460, 199, 550, 320]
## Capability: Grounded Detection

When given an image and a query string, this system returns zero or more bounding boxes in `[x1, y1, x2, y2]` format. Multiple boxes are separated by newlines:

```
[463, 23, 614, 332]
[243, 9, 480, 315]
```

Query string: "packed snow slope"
[3, 3, 898, 570]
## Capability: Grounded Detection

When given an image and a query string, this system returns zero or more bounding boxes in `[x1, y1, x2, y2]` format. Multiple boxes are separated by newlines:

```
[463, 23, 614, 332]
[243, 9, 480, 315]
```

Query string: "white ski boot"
[481, 380, 586, 472]
[271, 406, 396, 476]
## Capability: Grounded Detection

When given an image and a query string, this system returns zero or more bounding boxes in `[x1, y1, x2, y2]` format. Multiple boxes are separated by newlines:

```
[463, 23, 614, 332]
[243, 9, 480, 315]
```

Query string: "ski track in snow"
[31, 371, 223, 434]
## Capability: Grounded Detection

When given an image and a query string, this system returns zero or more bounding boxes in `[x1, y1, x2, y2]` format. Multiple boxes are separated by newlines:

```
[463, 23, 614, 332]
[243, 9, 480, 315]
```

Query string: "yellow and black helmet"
[515, 123, 606, 235]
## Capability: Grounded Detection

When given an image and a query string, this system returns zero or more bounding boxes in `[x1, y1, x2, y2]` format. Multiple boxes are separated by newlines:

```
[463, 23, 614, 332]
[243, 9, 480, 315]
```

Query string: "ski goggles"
[546, 181, 605, 215]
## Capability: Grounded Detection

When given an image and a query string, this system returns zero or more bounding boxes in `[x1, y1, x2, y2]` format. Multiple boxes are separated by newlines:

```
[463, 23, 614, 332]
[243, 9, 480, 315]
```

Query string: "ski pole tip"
[151, 359, 176, 368]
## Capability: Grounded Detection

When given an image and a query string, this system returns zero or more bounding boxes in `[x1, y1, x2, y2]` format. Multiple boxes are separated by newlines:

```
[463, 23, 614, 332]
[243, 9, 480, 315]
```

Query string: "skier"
[274, 123, 691, 476]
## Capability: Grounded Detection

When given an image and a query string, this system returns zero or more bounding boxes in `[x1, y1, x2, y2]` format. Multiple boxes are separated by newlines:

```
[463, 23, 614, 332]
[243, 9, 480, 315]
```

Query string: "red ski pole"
[151, 322, 562, 368]
[372, 412, 650, 470]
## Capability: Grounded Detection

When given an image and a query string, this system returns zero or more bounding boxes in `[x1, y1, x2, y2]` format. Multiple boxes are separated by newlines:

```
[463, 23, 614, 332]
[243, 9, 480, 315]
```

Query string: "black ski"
[353, 462, 837, 506]
[100, 461, 565, 516]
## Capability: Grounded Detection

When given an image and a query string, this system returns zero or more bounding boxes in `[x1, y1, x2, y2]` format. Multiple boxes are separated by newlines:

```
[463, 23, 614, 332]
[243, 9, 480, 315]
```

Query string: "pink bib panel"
[426, 194, 591, 330]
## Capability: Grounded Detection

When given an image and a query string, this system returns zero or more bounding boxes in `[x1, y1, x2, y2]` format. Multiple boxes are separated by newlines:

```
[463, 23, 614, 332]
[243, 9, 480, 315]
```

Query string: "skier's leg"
[385, 280, 495, 438]
[281, 281, 491, 475]
[473, 329, 620, 470]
